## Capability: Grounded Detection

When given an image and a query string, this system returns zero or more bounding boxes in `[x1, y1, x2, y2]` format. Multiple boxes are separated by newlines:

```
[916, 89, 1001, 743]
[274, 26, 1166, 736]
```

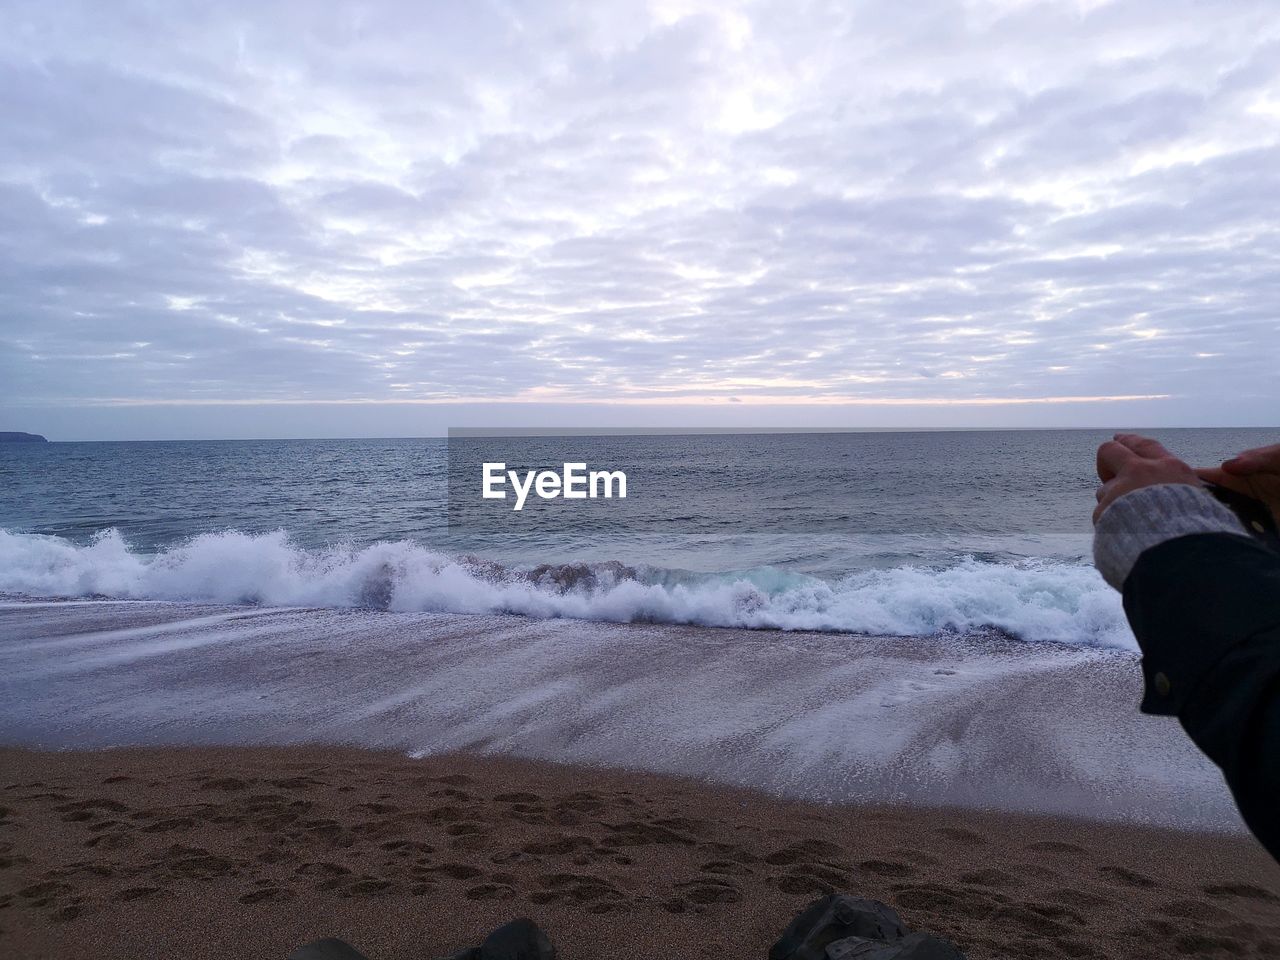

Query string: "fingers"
[1093, 433, 1204, 525]
[1223, 443, 1280, 475]
[1096, 439, 1136, 481]
[1197, 467, 1253, 497]
[1113, 432, 1173, 460]
[1098, 433, 1176, 481]
[1093, 479, 1119, 522]
[1093, 480, 1114, 523]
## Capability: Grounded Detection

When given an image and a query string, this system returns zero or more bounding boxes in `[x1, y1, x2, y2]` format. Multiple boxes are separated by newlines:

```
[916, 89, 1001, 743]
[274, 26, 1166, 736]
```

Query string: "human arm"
[1092, 434, 1280, 861]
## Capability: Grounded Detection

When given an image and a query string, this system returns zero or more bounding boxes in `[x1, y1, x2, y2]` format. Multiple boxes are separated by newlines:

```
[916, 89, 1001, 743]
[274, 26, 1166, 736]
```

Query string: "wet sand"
[0, 601, 1241, 829]
[3, 746, 1278, 960]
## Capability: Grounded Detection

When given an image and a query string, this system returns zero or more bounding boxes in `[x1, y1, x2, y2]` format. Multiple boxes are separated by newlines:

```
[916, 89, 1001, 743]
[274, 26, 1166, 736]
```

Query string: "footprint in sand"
[601, 819, 695, 847]
[1161, 898, 1236, 921]
[198, 777, 249, 791]
[768, 862, 852, 897]
[380, 839, 434, 856]
[465, 882, 516, 901]
[893, 883, 1004, 920]
[1026, 840, 1087, 855]
[56, 798, 130, 817]
[257, 847, 296, 865]
[529, 872, 624, 909]
[697, 841, 758, 864]
[429, 787, 472, 801]
[493, 792, 541, 804]
[674, 877, 742, 905]
[271, 777, 326, 790]
[20, 881, 73, 907]
[764, 839, 845, 865]
[958, 868, 1022, 888]
[931, 826, 987, 846]
[295, 862, 352, 878]
[699, 859, 754, 877]
[989, 903, 1075, 938]
[433, 775, 472, 787]
[859, 859, 914, 879]
[141, 817, 196, 834]
[298, 818, 344, 842]
[85, 831, 134, 850]
[1203, 882, 1279, 902]
[42, 861, 107, 880]
[556, 792, 608, 815]
[341, 878, 396, 897]
[112, 886, 166, 902]
[521, 835, 600, 862]
[425, 804, 470, 824]
[353, 802, 401, 815]
[506, 804, 549, 825]
[296, 861, 352, 891]
[1047, 887, 1109, 910]
[890, 847, 940, 867]
[424, 862, 484, 880]
[158, 846, 242, 879]
[1099, 865, 1158, 889]
[239, 886, 297, 904]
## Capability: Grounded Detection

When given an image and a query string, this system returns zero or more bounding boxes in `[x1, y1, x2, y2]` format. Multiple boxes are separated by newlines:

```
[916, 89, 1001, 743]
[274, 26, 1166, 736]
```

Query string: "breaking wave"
[0, 528, 1131, 649]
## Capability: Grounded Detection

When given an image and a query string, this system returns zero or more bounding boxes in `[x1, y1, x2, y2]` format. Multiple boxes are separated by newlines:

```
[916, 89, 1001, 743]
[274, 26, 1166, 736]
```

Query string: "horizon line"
[9, 425, 1277, 443]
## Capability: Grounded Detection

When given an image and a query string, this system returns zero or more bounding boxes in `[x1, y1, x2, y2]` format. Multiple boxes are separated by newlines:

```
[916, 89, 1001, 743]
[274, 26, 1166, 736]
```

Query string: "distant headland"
[0, 432, 48, 443]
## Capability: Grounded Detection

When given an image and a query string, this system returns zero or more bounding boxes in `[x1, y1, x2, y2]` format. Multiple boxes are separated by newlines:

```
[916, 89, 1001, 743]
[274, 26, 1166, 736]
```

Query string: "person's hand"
[1094, 433, 1201, 523]
[1196, 443, 1280, 525]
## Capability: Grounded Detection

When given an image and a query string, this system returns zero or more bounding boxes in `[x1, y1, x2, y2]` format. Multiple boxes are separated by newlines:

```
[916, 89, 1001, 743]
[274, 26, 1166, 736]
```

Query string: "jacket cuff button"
[1153, 672, 1172, 697]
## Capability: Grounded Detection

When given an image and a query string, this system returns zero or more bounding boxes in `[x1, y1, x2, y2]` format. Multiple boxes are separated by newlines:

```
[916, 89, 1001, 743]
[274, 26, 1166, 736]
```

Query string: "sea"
[0, 427, 1272, 827]
[0, 428, 1270, 646]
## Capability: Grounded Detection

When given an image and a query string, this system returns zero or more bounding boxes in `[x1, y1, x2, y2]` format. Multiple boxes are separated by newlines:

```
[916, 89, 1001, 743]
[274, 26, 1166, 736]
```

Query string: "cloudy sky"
[1, 0, 1277, 438]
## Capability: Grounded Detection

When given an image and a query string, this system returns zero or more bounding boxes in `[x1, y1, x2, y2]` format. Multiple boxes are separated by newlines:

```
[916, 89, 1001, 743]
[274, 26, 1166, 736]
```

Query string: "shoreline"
[0, 600, 1240, 830]
[0, 741, 1247, 837]
[5, 736, 1250, 840]
[4, 745, 1279, 960]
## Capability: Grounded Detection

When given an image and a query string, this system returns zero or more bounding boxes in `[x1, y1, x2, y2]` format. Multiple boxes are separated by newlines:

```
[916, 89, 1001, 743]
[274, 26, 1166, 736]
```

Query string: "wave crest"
[0, 529, 1130, 648]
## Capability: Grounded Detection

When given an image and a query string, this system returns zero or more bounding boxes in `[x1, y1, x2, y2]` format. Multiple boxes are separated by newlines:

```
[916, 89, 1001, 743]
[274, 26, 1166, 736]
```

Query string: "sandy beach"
[3, 746, 1278, 960]
[4, 601, 1279, 957]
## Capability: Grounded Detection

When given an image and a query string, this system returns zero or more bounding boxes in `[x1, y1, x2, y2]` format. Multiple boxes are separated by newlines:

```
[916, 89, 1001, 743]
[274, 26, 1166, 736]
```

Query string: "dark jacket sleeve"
[1122, 532, 1280, 860]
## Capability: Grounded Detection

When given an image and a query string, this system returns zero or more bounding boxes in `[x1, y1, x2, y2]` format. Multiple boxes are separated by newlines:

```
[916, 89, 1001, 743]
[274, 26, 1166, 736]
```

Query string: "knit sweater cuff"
[1093, 484, 1248, 590]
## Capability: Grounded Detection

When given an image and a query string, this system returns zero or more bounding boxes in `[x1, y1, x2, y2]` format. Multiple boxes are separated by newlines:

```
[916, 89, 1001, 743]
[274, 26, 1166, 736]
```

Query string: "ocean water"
[0, 428, 1271, 649]
[2, 427, 1272, 825]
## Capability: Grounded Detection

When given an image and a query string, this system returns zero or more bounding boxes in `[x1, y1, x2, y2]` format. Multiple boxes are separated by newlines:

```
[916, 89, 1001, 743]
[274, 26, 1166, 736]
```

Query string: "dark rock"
[286, 939, 371, 960]
[769, 895, 907, 960]
[826, 932, 967, 959]
[479, 917, 556, 960]
[525, 560, 636, 592]
[894, 933, 966, 959]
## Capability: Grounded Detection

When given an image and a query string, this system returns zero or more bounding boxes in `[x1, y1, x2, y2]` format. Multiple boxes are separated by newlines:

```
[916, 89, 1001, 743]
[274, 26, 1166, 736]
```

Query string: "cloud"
[0, 0, 1277, 427]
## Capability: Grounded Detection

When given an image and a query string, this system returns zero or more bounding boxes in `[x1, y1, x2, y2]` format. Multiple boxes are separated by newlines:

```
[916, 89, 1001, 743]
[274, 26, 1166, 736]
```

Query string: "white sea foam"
[0, 528, 1131, 648]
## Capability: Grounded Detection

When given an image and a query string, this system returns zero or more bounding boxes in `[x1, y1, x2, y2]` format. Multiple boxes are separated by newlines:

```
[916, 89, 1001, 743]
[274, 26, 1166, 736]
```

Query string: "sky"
[1, 0, 1277, 439]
